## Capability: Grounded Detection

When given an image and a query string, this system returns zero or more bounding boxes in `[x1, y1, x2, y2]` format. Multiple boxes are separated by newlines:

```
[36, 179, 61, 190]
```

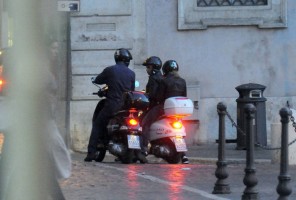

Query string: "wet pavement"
[60, 143, 296, 200]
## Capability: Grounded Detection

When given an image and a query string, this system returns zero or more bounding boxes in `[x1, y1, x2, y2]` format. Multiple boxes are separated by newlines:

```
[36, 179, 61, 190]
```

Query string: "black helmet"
[162, 60, 179, 75]
[142, 56, 162, 70]
[114, 48, 133, 66]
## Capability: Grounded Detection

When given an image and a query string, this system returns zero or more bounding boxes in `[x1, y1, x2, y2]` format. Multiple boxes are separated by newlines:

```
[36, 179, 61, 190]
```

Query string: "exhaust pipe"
[152, 145, 171, 158]
[108, 141, 126, 157]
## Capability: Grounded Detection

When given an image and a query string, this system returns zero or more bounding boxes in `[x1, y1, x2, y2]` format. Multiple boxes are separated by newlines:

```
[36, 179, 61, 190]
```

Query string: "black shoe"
[182, 156, 189, 164]
[84, 153, 97, 162]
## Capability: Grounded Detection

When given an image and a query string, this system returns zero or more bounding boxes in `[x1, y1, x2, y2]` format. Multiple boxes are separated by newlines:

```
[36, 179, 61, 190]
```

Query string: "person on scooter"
[84, 48, 136, 162]
[141, 56, 164, 156]
[159, 60, 189, 164]
[142, 59, 189, 164]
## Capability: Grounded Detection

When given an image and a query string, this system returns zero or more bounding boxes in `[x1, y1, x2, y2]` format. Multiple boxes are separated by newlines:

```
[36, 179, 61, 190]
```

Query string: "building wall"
[69, 0, 147, 151]
[69, 0, 296, 152]
[144, 0, 296, 144]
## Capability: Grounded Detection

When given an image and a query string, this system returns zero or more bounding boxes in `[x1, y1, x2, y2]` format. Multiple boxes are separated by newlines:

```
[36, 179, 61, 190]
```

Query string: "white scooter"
[147, 97, 193, 164]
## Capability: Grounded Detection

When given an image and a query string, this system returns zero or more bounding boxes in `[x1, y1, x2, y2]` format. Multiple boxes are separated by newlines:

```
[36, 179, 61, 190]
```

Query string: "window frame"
[178, 0, 287, 30]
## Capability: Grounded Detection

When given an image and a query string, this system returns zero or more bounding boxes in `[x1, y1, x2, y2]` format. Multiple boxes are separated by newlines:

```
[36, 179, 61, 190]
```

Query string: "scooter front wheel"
[95, 149, 106, 162]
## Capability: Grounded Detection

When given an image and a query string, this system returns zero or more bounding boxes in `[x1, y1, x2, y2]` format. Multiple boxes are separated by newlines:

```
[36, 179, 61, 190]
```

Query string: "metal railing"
[223, 102, 296, 150]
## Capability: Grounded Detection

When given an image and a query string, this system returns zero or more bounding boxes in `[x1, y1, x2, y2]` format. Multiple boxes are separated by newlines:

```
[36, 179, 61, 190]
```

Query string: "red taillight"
[128, 118, 138, 126]
[0, 133, 4, 153]
[171, 121, 183, 129]
[0, 78, 3, 93]
[0, 65, 4, 94]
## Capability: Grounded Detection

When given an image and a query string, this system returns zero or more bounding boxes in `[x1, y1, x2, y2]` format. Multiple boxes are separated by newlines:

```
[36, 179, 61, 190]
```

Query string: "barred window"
[178, 0, 287, 30]
[197, 0, 268, 7]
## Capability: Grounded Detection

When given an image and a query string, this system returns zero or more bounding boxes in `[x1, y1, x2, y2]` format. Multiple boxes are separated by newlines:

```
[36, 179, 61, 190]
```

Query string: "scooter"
[92, 83, 149, 164]
[147, 97, 193, 164]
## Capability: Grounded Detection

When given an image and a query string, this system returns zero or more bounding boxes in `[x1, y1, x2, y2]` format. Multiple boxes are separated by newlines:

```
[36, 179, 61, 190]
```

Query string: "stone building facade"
[68, 0, 295, 152]
[0, 0, 296, 151]
[0, 0, 294, 154]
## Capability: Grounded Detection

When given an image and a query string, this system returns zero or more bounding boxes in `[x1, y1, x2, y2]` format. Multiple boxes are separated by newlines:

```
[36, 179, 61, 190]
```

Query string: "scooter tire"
[95, 149, 106, 162]
[134, 150, 148, 164]
[120, 149, 134, 164]
[166, 152, 182, 164]
[165, 140, 182, 164]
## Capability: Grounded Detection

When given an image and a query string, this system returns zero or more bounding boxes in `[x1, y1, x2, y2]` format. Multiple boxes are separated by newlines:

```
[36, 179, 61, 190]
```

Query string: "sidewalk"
[75, 142, 274, 165]
[185, 142, 273, 164]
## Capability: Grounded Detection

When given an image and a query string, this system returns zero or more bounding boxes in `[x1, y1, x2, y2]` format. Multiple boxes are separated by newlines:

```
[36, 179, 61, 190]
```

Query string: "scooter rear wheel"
[120, 149, 134, 164]
[165, 140, 182, 164]
[166, 152, 182, 164]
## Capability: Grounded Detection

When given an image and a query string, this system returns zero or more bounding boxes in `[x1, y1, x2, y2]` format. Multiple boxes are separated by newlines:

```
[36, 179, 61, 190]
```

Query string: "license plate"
[173, 137, 187, 152]
[127, 135, 141, 149]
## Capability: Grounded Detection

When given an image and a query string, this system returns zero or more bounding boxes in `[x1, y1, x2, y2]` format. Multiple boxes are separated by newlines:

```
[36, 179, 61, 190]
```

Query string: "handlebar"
[93, 88, 107, 97]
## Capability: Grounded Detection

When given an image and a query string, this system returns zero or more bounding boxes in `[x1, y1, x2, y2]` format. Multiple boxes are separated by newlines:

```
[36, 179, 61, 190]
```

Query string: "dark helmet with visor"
[162, 60, 179, 76]
[114, 48, 133, 66]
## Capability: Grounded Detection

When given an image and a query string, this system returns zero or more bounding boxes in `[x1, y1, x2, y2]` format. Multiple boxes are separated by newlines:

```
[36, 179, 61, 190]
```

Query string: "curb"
[187, 157, 272, 165]
[102, 153, 272, 165]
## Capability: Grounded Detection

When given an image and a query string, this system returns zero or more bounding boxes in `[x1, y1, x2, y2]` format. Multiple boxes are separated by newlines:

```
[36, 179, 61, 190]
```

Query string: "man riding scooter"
[85, 48, 138, 162]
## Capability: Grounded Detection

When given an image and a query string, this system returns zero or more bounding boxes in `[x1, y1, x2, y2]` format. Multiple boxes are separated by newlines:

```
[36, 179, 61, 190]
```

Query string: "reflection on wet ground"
[126, 165, 140, 200]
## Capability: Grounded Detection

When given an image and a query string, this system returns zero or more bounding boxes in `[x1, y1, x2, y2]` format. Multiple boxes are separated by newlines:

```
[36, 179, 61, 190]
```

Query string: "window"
[178, 0, 287, 30]
[197, 0, 268, 7]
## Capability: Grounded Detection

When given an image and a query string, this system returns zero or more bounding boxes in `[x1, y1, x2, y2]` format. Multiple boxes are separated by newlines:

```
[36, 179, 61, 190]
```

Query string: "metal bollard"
[242, 104, 258, 200]
[276, 107, 292, 200]
[212, 102, 231, 194]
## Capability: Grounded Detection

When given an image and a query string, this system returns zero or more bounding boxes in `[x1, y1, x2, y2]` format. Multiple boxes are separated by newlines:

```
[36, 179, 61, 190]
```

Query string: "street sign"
[58, 1, 80, 12]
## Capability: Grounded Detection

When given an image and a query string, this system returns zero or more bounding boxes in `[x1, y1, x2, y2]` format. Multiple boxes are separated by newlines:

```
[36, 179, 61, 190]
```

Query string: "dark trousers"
[87, 100, 121, 154]
[141, 104, 164, 149]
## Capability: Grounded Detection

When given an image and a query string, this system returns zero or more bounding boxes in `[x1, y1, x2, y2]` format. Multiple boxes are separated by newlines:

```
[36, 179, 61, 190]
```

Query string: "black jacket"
[146, 70, 163, 107]
[157, 72, 187, 103]
[93, 62, 135, 103]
